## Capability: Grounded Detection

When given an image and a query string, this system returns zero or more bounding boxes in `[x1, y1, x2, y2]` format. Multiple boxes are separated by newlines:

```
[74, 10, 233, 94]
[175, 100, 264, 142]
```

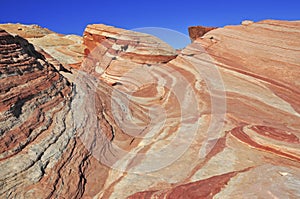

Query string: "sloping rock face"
[125, 20, 300, 198]
[0, 29, 75, 197]
[0, 23, 85, 70]
[27, 34, 84, 70]
[0, 20, 300, 199]
[0, 29, 124, 199]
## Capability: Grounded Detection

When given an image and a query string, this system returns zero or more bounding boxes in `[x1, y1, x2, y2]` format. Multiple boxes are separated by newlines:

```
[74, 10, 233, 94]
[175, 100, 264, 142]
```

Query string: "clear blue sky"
[1, 0, 299, 36]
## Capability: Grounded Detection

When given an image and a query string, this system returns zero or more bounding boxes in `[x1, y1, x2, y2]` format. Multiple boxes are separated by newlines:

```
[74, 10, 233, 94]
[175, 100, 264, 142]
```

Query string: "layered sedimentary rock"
[82, 24, 178, 87]
[1, 19, 300, 199]
[0, 29, 74, 197]
[0, 28, 131, 198]
[0, 23, 85, 70]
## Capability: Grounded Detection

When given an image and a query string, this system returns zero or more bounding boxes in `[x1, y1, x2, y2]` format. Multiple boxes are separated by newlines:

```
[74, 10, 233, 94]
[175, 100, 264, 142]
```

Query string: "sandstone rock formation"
[188, 25, 216, 41]
[0, 23, 54, 38]
[82, 24, 177, 86]
[0, 29, 74, 198]
[0, 19, 300, 199]
[0, 23, 85, 70]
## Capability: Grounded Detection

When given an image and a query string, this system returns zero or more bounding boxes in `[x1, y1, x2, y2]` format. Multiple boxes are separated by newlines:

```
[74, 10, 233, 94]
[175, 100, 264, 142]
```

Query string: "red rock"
[1, 19, 300, 199]
[128, 168, 251, 199]
[0, 23, 85, 70]
[188, 26, 216, 41]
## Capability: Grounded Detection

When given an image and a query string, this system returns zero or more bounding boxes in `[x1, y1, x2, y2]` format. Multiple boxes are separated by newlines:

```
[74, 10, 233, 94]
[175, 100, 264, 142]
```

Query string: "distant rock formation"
[188, 25, 216, 41]
[0, 20, 300, 198]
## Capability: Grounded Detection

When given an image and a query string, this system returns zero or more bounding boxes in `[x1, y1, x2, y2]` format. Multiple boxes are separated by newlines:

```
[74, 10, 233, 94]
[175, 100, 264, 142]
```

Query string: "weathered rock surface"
[0, 29, 75, 197]
[188, 25, 216, 41]
[0, 23, 85, 70]
[82, 24, 178, 86]
[1, 20, 300, 199]
[0, 23, 54, 38]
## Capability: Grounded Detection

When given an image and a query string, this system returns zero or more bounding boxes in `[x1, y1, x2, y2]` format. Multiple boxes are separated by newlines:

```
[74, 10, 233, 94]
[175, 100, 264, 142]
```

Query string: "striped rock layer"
[0, 20, 300, 199]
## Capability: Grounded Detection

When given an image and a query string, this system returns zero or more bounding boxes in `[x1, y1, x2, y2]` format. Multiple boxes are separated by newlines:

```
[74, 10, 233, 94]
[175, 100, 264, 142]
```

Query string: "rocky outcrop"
[0, 28, 147, 199]
[83, 24, 177, 64]
[82, 24, 177, 86]
[27, 33, 84, 70]
[0, 29, 74, 197]
[188, 25, 216, 41]
[0, 19, 300, 199]
[0, 23, 85, 70]
[0, 23, 54, 38]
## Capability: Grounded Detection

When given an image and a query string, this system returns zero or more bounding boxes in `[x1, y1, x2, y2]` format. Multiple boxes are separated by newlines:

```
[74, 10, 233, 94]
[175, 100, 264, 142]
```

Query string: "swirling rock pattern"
[0, 29, 75, 197]
[0, 19, 300, 199]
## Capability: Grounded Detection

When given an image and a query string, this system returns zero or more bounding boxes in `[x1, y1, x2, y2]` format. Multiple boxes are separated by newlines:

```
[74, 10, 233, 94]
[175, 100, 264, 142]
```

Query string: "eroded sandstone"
[188, 25, 216, 41]
[0, 23, 85, 71]
[0, 20, 300, 199]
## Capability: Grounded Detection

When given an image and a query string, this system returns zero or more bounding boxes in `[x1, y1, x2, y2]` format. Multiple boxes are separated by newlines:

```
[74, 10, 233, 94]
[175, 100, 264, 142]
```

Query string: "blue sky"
[1, 0, 299, 48]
